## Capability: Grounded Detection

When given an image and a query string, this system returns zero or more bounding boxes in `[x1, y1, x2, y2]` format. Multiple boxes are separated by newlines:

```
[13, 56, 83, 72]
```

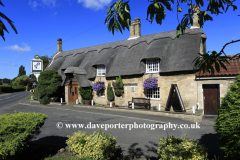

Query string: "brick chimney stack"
[57, 38, 62, 52]
[129, 17, 141, 39]
[191, 5, 200, 29]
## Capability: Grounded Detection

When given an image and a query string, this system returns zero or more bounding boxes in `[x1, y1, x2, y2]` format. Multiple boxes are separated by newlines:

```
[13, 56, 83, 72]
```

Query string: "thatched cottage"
[46, 16, 240, 115]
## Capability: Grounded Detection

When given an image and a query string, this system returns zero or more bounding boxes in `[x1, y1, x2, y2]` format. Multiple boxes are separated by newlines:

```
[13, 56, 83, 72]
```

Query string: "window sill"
[96, 96, 105, 98]
[145, 72, 159, 74]
[147, 98, 161, 101]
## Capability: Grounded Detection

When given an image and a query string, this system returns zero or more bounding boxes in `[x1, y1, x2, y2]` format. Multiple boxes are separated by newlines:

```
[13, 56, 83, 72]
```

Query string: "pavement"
[19, 98, 217, 125]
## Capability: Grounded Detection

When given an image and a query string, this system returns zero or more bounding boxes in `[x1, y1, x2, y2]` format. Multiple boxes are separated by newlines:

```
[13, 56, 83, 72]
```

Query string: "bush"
[107, 82, 114, 102]
[0, 85, 13, 93]
[214, 75, 240, 159]
[79, 87, 92, 102]
[34, 69, 63, 105]
[157, 134, 208, 160]
[12, 75, 28, 86]
[12, 86, 25, 92]
[113, 76, 124, 96]
[0, 111, 48, 159]
[66, 128, 117, 160]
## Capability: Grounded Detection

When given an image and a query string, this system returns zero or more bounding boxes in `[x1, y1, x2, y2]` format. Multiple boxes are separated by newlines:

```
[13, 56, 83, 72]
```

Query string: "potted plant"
[113, 75, 124, 97]
[143, 76, 158, 89]
[92, 81, 106, 92]
[107, 82, 114, 107]
[78, 86, 92, 105]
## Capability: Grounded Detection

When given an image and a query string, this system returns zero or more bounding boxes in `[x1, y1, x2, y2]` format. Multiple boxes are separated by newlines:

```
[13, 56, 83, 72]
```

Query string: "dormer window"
[97, 65, 106, 76]
[146, 59, 159, 73]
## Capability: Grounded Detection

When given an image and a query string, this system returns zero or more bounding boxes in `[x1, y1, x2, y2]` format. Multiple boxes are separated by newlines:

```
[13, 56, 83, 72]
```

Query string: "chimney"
[57, 38, 62, 52]
[129, 17, 141, 39]
[191, 5, 200, 29]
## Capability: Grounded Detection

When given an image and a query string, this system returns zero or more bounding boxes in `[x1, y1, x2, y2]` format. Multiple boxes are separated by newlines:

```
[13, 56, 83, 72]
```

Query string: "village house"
[46, 13, 240, 116]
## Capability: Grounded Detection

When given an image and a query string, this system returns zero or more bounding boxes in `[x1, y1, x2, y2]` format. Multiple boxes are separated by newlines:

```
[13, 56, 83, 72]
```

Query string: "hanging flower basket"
[92, 81, 106, 92]
[143, 76, 158, 89]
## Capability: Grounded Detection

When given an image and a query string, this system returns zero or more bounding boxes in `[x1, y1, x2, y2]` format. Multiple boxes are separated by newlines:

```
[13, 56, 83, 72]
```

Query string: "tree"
[107, 82, 114, 102]
[34, 69, 63, 105]
[12, 75, 28, 86]
[214, 75, 240, 159]
[28, 74, 37, 83]
[0, 0, 17, 41]
[18, 65, 26, 77]
[105, 0, 238, 74]
[39, 55, 52, 71]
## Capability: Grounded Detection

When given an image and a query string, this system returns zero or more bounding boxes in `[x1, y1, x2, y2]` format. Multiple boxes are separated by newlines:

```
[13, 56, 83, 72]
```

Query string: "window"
[75, 87, 77, 95]
[97, 90, 105, 97]
[145, 87, 160, 99]
[69, 86, 72, 94]
[97, 65, 106, 76]
[146, 59, 159, 73]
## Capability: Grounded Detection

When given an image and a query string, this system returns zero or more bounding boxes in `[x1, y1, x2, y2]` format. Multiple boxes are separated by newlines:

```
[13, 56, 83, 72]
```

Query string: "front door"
[203, 84, 219, 115]
[67, 77, 79, 105]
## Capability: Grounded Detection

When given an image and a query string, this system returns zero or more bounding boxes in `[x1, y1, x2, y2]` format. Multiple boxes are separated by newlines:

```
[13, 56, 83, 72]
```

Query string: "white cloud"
[11, 63, 17, 66]
[3, 43, 32, 53]
[29, 0, 57, 8]
[78, 0, 112, 10]
[42, 0, 57, 7]
[2, 62, 9, 65]
[52, 12, 57, 17]
[29, 0, 39, 8]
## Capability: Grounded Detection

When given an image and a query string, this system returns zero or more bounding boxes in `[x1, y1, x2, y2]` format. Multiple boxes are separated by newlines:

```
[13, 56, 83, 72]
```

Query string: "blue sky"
[0, 0, 239, 79]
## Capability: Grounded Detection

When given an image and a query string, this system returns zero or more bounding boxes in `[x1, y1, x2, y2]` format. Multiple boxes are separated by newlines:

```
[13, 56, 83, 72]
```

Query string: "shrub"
[157, 134, 208, 160]
[0, 111, 48, 159]
[0, 85, 13, 93]
[214, 75, 240, 159]
[107, 82, 114, 102]
[113, 76, 124, 96]
[12, 75, 28, 86]
[34, 69, 63, 105]
[79, 87, 92, 102]
[66, 128, 117, 160]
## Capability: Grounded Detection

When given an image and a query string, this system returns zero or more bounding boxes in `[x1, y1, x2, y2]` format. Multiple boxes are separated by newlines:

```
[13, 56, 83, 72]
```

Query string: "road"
[0, 91, 224, 159]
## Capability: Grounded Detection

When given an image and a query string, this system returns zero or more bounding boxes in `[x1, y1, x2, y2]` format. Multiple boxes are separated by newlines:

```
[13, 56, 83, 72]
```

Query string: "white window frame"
[96, 90, 105, 97]
[97, 65, 106, 76]
[146, 59, 159, 73]
[145, 87, 160, 100]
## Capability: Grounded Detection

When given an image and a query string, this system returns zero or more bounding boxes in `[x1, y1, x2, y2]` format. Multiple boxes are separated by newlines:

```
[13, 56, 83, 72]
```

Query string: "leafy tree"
[39, 55, 52, 71]
[28, 74, 37, 82]
[214, 75, 240, 159]
[34, 69, 63, 105]
[2, 78, 10, 83]
[12, 75, 28, 86]
[18, 65, 26, 77]
[105, 0, 238, 74]
[0, 0, 17, 41]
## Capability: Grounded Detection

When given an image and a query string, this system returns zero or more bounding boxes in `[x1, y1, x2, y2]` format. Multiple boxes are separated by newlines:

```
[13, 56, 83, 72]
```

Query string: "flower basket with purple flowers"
[143, 76, 158, 89]
[92, 81, 106, 92]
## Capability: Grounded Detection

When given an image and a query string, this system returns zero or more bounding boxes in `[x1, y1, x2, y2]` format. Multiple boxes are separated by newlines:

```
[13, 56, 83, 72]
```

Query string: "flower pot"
[84, 101, 91, 105]
[107, 101, 115, 107]
[115, 90, 123, 97]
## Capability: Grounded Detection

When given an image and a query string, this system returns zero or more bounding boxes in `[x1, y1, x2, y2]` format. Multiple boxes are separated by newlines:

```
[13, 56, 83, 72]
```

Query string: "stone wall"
[65, 85, 68, 104]
[91, 72, 198, 112]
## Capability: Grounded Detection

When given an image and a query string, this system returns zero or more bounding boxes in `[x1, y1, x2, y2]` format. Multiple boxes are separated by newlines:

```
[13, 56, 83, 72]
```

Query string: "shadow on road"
[198, 133, 226, 160]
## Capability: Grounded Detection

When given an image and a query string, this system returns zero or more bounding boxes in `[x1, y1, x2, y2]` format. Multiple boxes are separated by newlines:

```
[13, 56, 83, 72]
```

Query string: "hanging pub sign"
[31, 55, 43, 81]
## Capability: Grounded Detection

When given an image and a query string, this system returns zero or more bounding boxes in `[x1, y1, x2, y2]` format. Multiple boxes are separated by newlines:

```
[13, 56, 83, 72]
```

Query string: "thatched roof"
[47, 28, 205, 87]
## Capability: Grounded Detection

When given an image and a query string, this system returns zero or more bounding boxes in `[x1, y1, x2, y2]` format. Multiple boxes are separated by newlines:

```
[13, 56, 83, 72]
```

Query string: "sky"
[0, 0, 240, 79]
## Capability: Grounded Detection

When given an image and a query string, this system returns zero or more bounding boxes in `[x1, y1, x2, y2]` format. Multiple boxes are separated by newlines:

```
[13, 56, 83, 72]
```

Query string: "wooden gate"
[203, 84, 219, 115]
[66, 77, 79, 105]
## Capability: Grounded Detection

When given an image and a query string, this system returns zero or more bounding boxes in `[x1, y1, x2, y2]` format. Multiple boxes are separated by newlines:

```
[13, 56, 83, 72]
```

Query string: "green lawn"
[26, 94, 33, 99]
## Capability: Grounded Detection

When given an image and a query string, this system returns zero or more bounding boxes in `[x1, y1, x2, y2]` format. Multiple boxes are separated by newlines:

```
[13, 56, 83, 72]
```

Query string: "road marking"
[18, 102, 167, 123]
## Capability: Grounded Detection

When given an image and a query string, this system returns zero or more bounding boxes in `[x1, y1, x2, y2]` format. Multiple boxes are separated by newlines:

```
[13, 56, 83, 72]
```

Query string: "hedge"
[0, 111, 48, 159]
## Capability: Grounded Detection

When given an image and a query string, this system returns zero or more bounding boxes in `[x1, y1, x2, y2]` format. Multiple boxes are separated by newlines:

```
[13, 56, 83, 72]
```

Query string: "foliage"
[29, 74, 37, 82]
[66, 128, 117, 160]
[214, 75, 240, 159]
[1, 78, 11, 83]
[0, 111, 48, 159]
[79, 87, 92, 101]
[45, 157, 97, 160]
[39, 55, 52, 71]
[116, 75, 123, 88]
[104, 0, 238, 75]
[0, 0, 18, 41]
[143, 76, 158, 89]
[107, 82, 114, 102]
[18, 65, 26, 77]
[11, 75, 28, 86]
[12, 86, 25, 92]
[157, 134, 208, 160]
[113, 75, 124, 96]
[34, 69, 63, 105]
[0, 85, 13, 93]
[92, 81, 106, 92]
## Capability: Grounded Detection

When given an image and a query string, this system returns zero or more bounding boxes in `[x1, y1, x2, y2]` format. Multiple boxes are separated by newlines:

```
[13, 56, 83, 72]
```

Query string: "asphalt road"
[0, 92, 224, 159]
